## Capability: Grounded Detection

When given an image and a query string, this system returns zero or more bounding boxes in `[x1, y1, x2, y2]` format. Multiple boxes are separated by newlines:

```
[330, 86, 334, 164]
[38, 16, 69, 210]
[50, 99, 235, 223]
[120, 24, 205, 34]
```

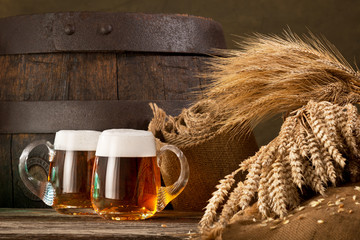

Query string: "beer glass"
[91, 129, 189, 220]
[19, 130, 101, 215]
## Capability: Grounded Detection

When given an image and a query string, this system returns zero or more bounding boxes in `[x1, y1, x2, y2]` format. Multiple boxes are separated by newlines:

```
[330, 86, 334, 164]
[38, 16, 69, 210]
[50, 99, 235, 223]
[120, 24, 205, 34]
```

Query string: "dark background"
[1, 0, 359, 146]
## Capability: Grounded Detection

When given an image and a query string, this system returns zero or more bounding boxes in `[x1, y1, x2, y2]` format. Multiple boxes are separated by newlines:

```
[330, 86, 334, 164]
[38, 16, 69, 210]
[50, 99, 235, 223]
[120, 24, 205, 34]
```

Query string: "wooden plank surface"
[116, 53, 207, 101]
[0, 209, 202, 239]
[66, 53, 117, 101]
[0, 135, 12, 207]
[0, 53, 118, 101]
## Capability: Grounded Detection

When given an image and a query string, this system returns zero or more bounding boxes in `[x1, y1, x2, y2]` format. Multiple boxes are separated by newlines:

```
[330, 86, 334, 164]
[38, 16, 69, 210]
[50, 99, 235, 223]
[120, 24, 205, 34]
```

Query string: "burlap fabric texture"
[148, 100, 258, 211]
[220, 182, 360, 240]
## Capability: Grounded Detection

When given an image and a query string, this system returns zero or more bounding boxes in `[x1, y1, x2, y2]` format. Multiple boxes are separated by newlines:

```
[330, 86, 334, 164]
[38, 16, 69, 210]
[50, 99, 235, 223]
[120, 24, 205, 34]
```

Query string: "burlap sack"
[148, 100, 258, 211]
[219, 182, 360, 240]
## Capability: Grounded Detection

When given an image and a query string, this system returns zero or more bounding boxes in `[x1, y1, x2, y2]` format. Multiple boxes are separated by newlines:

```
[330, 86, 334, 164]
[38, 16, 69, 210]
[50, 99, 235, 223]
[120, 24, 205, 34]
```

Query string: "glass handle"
[156, 145, 189, 212]
[18, 140, 56, 206]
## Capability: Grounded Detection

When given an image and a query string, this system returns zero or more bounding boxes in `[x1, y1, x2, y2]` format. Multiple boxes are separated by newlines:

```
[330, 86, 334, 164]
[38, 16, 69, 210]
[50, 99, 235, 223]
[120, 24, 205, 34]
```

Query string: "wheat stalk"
[199, 168, 241, 231]
[201, 30, 360, 135]
[199, 100, 360, 238]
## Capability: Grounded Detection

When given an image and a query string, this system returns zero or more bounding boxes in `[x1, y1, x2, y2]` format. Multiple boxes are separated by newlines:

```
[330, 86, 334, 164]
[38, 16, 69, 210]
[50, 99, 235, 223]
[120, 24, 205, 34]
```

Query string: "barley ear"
[199, 168, 241, 231]
[218, 181, 244, 227]
[268, 161, 288, 218]
[239, 156, 262, 210]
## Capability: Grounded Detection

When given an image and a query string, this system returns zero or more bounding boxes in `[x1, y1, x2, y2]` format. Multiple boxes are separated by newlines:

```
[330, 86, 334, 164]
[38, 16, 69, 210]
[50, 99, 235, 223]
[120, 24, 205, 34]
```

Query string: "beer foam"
[96, 129, 156, 157]
[54, 130, 101, 151]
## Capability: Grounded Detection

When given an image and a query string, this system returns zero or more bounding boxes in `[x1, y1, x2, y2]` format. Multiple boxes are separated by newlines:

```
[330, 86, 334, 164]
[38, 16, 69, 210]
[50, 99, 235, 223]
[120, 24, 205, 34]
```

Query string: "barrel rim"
[0, 11, 227, 55]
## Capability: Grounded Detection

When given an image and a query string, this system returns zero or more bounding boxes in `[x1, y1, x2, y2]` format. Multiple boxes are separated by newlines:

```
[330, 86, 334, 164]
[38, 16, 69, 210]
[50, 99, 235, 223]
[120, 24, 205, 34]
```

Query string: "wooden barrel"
[0, 12, 226, 208]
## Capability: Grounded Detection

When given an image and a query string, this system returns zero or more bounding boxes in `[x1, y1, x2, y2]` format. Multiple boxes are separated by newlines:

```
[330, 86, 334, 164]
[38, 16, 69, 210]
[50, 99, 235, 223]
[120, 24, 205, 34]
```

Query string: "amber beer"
[92, 156, 161, 220]
[49, 130, 101, 215]
[91, 129, 189, 220]
[91, 129, 161, 220]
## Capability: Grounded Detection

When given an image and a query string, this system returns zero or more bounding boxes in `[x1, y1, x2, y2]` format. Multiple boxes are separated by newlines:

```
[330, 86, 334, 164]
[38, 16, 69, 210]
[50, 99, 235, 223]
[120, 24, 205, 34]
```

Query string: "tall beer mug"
[19, 130, 101, 215]
[91, 129, 189, 220]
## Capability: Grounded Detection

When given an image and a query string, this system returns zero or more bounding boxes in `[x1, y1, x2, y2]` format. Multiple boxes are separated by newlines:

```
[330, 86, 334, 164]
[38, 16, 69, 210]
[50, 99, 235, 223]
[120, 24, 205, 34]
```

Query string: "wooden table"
[0, 209, 202, 239]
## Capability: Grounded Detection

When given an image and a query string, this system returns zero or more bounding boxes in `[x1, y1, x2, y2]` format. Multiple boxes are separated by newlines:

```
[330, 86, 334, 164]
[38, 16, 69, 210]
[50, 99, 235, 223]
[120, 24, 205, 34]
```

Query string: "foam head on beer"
[54, 130, 101, 151]
[96, 129, 156, 157]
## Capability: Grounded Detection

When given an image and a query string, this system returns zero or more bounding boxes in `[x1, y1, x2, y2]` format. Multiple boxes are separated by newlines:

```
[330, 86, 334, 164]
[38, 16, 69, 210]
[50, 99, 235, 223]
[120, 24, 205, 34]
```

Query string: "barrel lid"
[0, 12, 226, 55]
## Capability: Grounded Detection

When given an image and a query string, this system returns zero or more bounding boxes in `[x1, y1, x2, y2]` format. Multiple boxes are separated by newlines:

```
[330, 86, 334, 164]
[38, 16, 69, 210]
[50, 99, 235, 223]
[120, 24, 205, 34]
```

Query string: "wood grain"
[117, 53, 208, 101]
[0, 55, 24, 101]
[0, 209, 202, 239]
[0, 53, 118, 101]
[19, 54, 67, 101]
[0, 135, 12, 207]
[66, 53, 117, 100]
